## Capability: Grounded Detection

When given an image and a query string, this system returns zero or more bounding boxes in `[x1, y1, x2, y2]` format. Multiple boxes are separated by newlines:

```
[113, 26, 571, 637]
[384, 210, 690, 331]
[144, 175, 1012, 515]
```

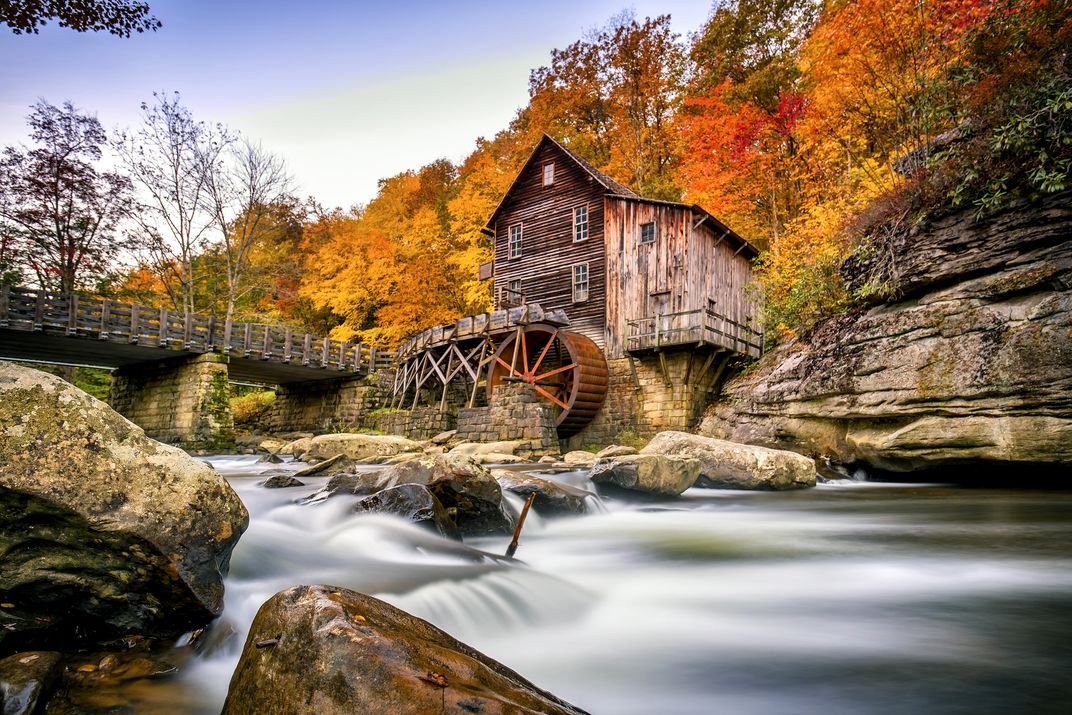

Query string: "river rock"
[369, 455, 514, 536]
[702, 193, 1072, 476]
[261, 475, 305, 489]
[492, 470, 591, 515]
[448, 440, 521, 456]
[0, 651, 62, 715]
[222, 585, 588, 715]
[472, 452, 526, 465]
[278, 436, 312, 458]
[294, 454, 354, 477]
[563, 450, 599, 467]
[596, 445, 639, 458]
[256, 452, 284, 464]
[590, 454, 701, 496]
[304, 433, 424, 464]
[353, 484, 460, 540]
[430, 429, 457, 445]
[0, 363, 248, 652]
[258, 438, 288, 455]
[642, 431, 815, 490]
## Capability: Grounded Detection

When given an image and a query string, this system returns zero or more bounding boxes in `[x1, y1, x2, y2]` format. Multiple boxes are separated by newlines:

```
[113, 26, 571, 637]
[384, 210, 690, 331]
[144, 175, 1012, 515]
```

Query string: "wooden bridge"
[0, 286, 394, 384]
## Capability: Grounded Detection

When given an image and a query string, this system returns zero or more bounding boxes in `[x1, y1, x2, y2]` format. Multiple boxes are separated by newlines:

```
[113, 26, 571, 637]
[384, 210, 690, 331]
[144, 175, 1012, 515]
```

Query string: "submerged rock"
[492, 470, 591, 516]
[590, 454, 701, 496]
[353, 484, 460, 540]
[294, 453, 353, 477]
[256, 452, 284, 464]
[642, 431, 815, 491]
[222, 585, 588, 715]
[304, 433, 423, 464]
[0, 651, 62, 715]
[0, 363, 248, 652]
[260, 475, 305, 489]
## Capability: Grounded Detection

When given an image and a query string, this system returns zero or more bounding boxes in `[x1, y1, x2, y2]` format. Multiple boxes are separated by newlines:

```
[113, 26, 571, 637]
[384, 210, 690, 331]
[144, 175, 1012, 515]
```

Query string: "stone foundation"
[456, 383, 558, 454]
[267, 376, 382, 433]
[109, 353, 234, 449]
[366, 407, 456, 439]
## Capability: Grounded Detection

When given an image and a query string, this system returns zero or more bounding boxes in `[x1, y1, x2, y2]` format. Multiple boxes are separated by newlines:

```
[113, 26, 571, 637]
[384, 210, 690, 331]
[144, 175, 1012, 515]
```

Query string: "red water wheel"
[486, 324, 608, 438]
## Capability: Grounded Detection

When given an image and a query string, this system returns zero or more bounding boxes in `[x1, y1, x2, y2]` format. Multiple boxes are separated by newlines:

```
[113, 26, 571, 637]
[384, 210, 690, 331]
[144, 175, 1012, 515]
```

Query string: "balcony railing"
[625, 308, 763, 357]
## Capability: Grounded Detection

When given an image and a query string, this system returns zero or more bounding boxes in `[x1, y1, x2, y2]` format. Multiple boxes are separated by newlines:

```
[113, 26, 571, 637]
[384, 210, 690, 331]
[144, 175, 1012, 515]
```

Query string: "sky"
[1, 0, 714, 210]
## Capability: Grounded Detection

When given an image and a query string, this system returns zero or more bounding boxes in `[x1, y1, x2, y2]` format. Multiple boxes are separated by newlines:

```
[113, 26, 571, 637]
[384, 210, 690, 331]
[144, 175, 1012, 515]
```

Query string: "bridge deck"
[0, 287, 394, 384]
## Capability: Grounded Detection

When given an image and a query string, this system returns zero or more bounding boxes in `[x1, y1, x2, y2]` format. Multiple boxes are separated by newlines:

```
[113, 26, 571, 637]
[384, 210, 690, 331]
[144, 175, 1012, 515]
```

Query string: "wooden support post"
[223, 318, 233, 353]
[658, 351, 671, 387]
[263, 327, 272, 359]
[158, 307, 169, 346]
[67, 294, 78, 335]
[243, 323, 253, 355]
[337, 340, 347, 370]
[283, 328, 293, 363]
[354, 343, 363, 372]
[706, 352, 733, 395]
[129, 304, 140, 343]
[33, 291, 44, 331]
[439, 347, 455, 413]
[302, 333, 311, 365]
[369, 345, 378, 372]
[99, 299, 112, 340]
[183, 310, 192, 347]
[626, 354, 641, 392]
[0, 283, 9, 327]
[468, 339, 488, 408]
[321, 337, 329, 367]
[693, 350, 719, 391]
[683, 350, 696, 386]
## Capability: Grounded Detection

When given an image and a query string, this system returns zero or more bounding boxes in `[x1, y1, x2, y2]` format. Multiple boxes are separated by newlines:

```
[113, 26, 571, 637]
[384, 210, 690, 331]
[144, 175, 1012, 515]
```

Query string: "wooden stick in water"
[505, 492, 537, 558]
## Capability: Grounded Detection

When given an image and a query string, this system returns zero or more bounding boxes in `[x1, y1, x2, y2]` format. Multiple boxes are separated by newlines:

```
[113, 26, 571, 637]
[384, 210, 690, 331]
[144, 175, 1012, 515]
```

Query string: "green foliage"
[230, 389, 275, 430]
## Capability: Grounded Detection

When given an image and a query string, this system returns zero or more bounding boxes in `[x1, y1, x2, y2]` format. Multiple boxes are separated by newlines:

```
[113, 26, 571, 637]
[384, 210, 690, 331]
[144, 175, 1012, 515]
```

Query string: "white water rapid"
[162, 455, 1072, 715]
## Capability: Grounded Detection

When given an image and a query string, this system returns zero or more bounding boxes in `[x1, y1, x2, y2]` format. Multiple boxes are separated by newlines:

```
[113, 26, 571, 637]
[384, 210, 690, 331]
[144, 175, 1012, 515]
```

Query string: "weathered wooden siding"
[604, 197, 757, 358]
[493, 142, 607, 348]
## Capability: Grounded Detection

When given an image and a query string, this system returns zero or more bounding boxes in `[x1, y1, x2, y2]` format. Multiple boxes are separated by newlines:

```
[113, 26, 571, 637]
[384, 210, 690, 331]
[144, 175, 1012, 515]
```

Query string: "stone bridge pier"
[109, 354, 234, 450]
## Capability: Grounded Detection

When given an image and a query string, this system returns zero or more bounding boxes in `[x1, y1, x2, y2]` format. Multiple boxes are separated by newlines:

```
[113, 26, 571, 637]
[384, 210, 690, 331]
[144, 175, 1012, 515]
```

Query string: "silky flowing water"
[143, 455, 1072, 714]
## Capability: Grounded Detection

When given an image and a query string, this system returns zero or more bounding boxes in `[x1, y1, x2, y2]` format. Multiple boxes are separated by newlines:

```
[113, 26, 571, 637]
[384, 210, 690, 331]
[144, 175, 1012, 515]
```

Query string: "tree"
[0, 100, 133, 293]
[115, 92, 230, 314]
[203, 138, 291, 324]
[2, 0, 160, 36]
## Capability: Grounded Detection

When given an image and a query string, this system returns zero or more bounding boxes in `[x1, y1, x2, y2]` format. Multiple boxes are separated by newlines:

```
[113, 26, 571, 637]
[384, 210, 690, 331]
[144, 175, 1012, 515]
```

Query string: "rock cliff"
[701, 192, 1072, 476]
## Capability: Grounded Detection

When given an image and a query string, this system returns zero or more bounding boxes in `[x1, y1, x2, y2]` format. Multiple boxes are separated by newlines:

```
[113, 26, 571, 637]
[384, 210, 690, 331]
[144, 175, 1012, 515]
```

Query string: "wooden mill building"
[392, 134, 762, 445]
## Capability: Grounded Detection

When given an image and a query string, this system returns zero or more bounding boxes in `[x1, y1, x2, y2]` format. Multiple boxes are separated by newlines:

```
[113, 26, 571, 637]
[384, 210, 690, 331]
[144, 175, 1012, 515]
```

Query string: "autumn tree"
[0, 100, 133, 293]
[1, 0, 160, 36]
[528, 12, 687, 199]
[115, 92, 230, 314]
[203, 138, 291, 324]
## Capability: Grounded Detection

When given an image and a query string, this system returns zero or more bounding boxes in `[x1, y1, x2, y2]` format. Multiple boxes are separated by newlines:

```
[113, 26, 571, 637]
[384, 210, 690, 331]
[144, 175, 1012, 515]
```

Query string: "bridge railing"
[0, 286, 395, 374]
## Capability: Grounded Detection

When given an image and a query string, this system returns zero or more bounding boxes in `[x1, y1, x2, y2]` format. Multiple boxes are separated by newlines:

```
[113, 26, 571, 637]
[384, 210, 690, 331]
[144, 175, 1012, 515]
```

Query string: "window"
[573, 205, 589, 242]
[572, 262, 589, 302]
[509, 223, 522, 259]
[639, 221, 656, 244]
[508, 279, 522, 297]
[543, 162, 555, 186]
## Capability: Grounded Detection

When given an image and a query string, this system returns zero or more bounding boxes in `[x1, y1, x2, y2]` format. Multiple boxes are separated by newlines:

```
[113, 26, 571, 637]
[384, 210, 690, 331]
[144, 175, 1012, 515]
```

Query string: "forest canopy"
[2, 0, 1068, 345]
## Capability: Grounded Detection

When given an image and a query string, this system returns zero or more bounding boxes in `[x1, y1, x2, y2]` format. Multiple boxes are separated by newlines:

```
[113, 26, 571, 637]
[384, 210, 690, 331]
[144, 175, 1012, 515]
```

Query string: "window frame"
[573, 204, 589, 243]
[572, 262, 590, 303]
[542, 162, 555, 186]
[508, 278, 522, 296]
[508, 223, 523, 259]
[639, 221, 656, 245]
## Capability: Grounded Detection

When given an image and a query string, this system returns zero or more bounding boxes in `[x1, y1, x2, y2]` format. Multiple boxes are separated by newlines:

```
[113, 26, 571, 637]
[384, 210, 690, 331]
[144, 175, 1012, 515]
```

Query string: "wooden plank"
[283, 328, 293, 363]
[243, 322, 253, 355]
[321, 337, 329, 368]
[263, 326, 272, 359]
[130, 304, 140, 343]
[0, 283, 8, 327]
[183, 310, 192, 347]
[369, 345, 378, 372]
[34, 291, 44, 331]
[223, 318, 233, 352]
[158, 307, 169, 346]
[67, 294, 78, 335]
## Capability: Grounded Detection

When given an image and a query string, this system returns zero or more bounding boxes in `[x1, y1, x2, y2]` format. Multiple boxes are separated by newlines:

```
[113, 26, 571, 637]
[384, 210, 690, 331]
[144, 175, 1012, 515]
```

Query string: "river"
[146, 455, 1072, 714]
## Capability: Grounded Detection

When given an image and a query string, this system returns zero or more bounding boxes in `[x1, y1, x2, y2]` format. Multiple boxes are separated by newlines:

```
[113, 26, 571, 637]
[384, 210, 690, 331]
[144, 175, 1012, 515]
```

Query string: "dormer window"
[639, 221, 656, 245]
[509, 223, 522, 259]
[573, 205, 589, 242]
[543, 162, 555, 186]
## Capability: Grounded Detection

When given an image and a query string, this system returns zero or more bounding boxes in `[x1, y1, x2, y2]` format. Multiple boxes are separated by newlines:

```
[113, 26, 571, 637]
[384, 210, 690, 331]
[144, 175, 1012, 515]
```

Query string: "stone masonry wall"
[268, 376, 381, 433]
[565, 351, 729, 449]
[366, 407, 456, 440]
[109, 353, 234, 449]
[456, 382, 558, 454]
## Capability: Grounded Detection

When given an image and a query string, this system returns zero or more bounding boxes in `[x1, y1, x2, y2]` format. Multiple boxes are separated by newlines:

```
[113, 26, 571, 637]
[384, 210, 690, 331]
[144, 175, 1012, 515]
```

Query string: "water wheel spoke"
[535, 362, 576, 382]
[533, 383, 569, 410]
[529, 328, 558, 376]
[494, 355, 516, 375]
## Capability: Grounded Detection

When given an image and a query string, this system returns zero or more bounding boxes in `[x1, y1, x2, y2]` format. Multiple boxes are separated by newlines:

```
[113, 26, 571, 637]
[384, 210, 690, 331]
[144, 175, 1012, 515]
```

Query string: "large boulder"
[590, 454, 700, 496]
[222, 585, 588, 715]
[492, 470, 591, 516]
[0, 651, 62, 715]
[702, 193, 1072, 476]
[448, 440, 521, 457]
[407, 455, 514, 537]
[642, 431, 816, 490]
[0, 363, 248, 652]
[353, 484, 460, 540]
[304, 433, 423, 464]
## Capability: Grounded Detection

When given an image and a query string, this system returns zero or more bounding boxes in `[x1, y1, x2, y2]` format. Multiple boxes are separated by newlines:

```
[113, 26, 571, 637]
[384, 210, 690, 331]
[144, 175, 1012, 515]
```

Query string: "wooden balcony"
[625, 308, 763, 357]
